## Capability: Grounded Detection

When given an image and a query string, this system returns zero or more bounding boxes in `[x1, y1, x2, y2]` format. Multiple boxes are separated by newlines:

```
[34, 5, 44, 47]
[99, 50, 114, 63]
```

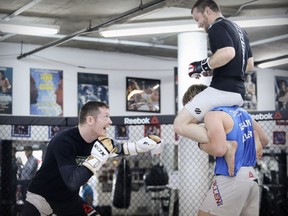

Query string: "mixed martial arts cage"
[0, 110, 287, 216]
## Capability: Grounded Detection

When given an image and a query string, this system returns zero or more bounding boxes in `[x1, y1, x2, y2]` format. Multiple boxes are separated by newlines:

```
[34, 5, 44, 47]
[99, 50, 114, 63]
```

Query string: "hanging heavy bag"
[144, 157, 169, 191]
[112, 157, 132, 209]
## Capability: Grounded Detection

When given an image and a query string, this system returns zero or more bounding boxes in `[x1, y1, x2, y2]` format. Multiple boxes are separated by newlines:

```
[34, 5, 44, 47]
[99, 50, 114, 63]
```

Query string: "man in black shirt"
[22, 101, 163, 216]
[174, 0, 254, 144]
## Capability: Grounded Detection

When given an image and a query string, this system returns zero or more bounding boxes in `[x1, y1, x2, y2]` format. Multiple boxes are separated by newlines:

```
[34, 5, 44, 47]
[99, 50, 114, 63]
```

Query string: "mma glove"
[188, 58, 212, 78]
[123, 135, 164, 156]
[83, 137, 118, 175]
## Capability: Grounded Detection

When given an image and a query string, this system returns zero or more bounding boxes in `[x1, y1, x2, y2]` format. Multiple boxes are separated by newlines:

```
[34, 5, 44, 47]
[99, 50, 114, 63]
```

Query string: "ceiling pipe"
[1, 0, 44, 40]
[250, 34, 288, 46]
[233, 0, 259, 16]
[31, 33, 178, 50]
[1, 0, 44, 21]
[14, 30, 287, 60]
[17, 0, 166, 60]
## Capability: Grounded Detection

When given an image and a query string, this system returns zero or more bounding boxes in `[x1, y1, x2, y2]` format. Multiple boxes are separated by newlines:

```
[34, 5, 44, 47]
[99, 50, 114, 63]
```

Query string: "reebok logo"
[124, 117, 150, 124]
[250, 113, 273, 120]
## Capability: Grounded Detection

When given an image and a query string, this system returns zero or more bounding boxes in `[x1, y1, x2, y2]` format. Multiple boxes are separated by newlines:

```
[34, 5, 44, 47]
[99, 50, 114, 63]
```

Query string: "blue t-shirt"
[214, 106, 256, 176]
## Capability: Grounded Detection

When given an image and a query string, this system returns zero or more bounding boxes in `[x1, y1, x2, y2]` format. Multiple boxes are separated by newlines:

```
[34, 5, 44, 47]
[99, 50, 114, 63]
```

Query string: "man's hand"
[254, 131, 263, 160]
[83, 137, 117, 175]
[123, 135, 164, 156]
[188, 58, 212, 78]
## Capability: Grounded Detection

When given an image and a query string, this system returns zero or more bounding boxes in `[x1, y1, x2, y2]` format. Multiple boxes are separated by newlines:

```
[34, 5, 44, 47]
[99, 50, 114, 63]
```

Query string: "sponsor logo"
[94, 142, 106, 156]
[195, 108, 201, 115]
[212, 179, 223, 206]
[142, 141, 152, 146]
[124, 117, 150, 124]
[274, 112, 282, 119]
[250, 113, 273, 120]
[151, 116, 159, 124]
[249, 171, 254, 179]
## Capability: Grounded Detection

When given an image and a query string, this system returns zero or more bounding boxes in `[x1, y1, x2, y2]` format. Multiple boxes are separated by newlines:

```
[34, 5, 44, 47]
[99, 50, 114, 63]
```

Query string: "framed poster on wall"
[48, 126, 60, 139]
[0, 66, 13, 114]
[273, 131, 286, 145]
[30, 68, 63, 116]
[126, 77, 160, 113]
[78, 73, 108, 112]
[243, 71, 257, 110]
[275, 76, 288, 110]
[115, 125, 129, 140]
[12, 125, 31, 138]
[144, 125, 161, 137]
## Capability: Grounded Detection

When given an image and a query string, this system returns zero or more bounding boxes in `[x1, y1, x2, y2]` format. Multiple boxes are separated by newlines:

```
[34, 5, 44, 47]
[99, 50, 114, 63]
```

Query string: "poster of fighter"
[114, 125, 129, 140]
[243, 72, 257, 111]
[11, 125, 31, 138]
[126, 77, 160, 113]
[275, 76, 288, 110]
[0, 67, 13, 114]
[30, 68, 63, 116]
[77, 72, 109, 112]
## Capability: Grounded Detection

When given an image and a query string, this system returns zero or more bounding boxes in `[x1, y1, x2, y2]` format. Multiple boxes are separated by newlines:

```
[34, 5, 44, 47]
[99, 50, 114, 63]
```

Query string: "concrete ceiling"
[0, 0, 288, 70]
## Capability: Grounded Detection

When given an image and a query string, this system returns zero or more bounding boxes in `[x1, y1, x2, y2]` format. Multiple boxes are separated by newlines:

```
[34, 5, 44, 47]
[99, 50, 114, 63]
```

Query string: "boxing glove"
[188, 58, 211, 78]
[123, 135, 163, 156]
[150, 139, 165, 155]
[83, 137, 118, 175]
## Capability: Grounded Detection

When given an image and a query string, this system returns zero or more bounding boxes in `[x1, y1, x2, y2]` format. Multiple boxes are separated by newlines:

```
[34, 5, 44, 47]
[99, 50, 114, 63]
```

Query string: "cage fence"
[0, 111, 287, 216]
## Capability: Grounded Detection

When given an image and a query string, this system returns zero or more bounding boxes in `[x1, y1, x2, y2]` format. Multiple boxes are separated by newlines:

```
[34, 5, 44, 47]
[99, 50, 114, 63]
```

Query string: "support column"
[177, 32, 211, 215]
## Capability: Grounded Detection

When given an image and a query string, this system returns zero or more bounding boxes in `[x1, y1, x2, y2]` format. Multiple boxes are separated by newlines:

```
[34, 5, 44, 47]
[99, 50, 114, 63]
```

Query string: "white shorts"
[184, 87, 243, 122]
[199, 167, 259, 216]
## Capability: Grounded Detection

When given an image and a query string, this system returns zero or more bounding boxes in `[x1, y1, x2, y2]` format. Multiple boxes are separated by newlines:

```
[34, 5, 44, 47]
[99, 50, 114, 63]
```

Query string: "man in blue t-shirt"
[182, 84, 269, 216]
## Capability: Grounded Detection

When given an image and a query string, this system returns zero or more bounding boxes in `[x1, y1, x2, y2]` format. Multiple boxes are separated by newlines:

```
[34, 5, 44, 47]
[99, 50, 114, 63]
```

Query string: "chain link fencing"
[0, 112, 287, 216]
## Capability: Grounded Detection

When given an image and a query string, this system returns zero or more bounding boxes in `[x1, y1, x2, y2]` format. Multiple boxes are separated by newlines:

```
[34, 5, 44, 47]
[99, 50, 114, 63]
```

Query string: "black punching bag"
[112, 157, 132, 209]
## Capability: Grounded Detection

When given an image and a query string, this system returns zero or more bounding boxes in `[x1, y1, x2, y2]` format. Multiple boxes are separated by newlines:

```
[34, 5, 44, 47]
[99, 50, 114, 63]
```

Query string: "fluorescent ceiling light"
[232, 17, 288, 28]
[100, 16, 288, 37]
[257, 58, 288, 68]
[0, 22, 59, 36]
[100, 20, 201, 37]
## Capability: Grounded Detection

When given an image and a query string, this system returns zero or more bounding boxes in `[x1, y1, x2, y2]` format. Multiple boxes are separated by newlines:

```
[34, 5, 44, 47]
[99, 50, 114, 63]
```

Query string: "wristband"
[201, 58, 212, 72]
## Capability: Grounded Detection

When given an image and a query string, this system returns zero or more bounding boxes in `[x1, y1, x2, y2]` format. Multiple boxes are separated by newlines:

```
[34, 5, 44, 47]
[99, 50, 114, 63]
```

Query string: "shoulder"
[205, 110, 228, 123]
[52, 127, 79, 141]
[50, 128, 79, 149]
[205, 109, 234, 124]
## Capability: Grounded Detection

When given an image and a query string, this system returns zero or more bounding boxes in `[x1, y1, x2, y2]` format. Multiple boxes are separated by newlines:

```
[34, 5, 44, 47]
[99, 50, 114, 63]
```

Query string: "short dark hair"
[192, 0, 220, 14]
[24, 146, 33, 151]
[182, 84, 208, 106]
[79, 101, 109, 124]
